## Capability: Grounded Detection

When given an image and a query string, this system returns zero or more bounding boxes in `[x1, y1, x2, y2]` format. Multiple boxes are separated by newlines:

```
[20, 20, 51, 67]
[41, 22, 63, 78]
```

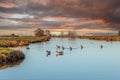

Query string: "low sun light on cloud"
[11, 14, 34, 19]
[0, 2, 17, 8]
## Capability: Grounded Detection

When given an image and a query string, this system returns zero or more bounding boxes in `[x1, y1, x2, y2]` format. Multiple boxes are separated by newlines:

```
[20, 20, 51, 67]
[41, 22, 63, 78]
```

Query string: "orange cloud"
[52, 16, 66, 20]
[30, 18, 41, 23]
[60, 19, 108, 29]
[43, 16, 75, 22]
[0, 2, 17, 8]
[52, 16, 75, 21]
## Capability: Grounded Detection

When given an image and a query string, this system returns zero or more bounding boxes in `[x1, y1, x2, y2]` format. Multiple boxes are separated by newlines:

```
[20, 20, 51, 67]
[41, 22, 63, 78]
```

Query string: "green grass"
[0, 48, 13, 54]
[0, 48, 22, 54]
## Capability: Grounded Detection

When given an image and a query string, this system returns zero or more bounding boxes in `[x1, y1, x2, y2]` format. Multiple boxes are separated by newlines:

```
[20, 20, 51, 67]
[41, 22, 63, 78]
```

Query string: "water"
[0, 38, 120, 80]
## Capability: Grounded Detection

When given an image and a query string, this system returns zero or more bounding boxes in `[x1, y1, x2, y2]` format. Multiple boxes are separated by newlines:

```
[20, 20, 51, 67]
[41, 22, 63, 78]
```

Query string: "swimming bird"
[101, 45, 103, 48]
[69, 47, 72, 51]
[26, 46, 30, 49]
[80, 45, 83, 49]
[56, 51, 63, 56]
[56, 45, 61, 49]
[46, 50, 51, 56]
[62, 46, 65, 50]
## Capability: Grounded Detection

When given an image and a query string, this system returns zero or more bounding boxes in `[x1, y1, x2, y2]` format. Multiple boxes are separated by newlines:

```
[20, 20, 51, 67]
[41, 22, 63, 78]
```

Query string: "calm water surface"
[0, 38, 120, 80]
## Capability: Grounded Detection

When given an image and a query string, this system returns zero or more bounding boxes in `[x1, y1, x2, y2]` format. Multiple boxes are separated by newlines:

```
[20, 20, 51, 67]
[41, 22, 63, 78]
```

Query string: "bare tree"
[11, 33, 15, 37]
[61, 31, 64, 36]
[68, 31, 76, 36]
[45, 30, 51, 35]
[118, 30, 120, 36]
[34, 28, 44, 37]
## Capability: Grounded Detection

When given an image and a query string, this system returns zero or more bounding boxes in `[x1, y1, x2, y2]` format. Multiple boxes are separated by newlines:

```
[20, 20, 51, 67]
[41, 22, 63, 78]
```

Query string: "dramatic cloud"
[0, 2, 17, 8]
[0, 0, 120, 35]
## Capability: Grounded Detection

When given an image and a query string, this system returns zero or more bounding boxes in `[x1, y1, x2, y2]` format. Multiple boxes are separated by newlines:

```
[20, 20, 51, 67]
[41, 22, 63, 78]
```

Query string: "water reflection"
[0, 59, 24, 70]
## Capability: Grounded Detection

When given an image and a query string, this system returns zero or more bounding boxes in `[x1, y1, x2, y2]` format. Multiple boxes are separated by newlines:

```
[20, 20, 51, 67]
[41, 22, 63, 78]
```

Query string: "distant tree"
[45, 30, 51, 35]
[61, 31, 64, 36]
[34, 28, 44, 37]
[118, 30, 120, 36]
[68, 31, 76, 36]
[11, 33, 15, 37]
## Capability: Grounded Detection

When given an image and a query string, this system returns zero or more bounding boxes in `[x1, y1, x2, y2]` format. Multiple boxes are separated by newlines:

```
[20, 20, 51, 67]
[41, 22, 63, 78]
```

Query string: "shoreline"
[52, 36, 120, 41]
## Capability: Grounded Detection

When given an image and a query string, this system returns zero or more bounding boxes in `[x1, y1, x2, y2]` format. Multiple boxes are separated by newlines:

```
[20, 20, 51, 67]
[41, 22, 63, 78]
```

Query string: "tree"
[68, 31, 76, 36]
[45, 30, 51, 36]
[61, 31, 64, 36]
[11, 33, 15, 37]
[34, 28, 44, 37]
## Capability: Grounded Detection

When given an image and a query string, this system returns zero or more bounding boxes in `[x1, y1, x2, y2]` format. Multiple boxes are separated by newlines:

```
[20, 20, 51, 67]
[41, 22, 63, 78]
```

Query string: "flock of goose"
[45, 44, 104, 57]
[26, 44, 104, 56]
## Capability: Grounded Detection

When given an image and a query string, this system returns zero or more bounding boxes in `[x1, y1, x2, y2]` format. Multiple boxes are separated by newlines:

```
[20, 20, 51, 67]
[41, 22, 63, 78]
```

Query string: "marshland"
[0, 29, 120, 80]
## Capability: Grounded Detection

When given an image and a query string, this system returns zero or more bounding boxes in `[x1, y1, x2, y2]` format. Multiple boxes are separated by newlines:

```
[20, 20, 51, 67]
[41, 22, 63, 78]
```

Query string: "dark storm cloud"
[48, 0, 120, 22]
[0, 0, 120, 30]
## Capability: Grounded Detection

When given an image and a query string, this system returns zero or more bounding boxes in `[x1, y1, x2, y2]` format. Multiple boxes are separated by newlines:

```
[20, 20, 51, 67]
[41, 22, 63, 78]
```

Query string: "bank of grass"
[52, 36, 120, 41]
[0, 36, 50, 47]
[0, 36, 50, 67]
[0, 48, 25, 66]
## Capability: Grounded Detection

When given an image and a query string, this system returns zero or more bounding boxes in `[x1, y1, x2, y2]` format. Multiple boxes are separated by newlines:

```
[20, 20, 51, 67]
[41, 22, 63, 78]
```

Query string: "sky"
[0, 0, 120, 35]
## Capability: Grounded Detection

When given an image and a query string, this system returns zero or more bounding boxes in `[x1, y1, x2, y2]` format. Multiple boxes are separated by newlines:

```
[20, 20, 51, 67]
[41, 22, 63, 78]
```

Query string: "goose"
[62, 46, 65, 50]
[56, 45, 60, 49]
[80, 45, 83, 49]
[26, 46, 30, 49]
[56, 51, 63, 56]
[101, 45, 103, 48]
[69, 47, 72, 51]
[46, 50, 51, 56]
